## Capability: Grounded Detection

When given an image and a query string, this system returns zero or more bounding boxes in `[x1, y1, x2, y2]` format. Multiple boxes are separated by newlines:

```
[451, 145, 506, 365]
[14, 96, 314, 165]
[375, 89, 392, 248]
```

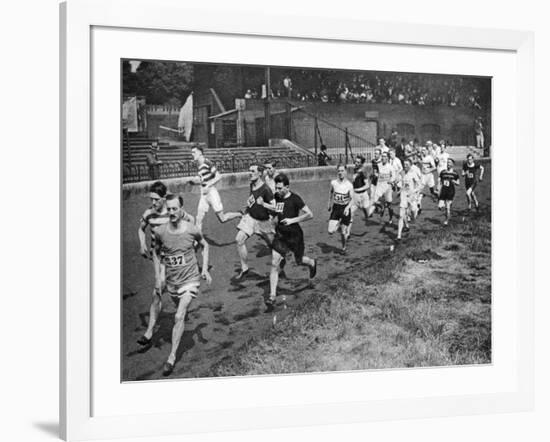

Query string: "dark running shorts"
[439, 187, 455, 201]
[272, 227, 305, 264]
[465, 179, 477, 190]
[329, 204, 351, 226]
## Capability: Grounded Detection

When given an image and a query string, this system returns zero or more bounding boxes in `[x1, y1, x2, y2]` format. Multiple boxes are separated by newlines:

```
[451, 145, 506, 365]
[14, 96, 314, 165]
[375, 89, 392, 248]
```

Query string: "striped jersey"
[198, 158, 217, 187]
[141, 206, 169, 249]
[141, 206, 169, 229]
[141, 206, 194, 249]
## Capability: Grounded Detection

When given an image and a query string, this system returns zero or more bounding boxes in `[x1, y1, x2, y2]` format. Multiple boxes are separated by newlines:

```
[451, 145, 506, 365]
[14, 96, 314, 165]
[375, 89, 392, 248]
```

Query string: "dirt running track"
[122, 165, 491, 381]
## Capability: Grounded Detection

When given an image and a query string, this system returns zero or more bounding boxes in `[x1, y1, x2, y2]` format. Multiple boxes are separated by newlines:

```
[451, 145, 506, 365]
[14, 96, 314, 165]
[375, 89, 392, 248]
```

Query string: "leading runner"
[138, 194, 212, 376]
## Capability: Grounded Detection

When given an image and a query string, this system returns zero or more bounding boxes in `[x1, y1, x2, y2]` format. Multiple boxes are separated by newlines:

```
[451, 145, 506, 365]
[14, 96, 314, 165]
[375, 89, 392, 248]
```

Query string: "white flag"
[177, 93, 193, 142]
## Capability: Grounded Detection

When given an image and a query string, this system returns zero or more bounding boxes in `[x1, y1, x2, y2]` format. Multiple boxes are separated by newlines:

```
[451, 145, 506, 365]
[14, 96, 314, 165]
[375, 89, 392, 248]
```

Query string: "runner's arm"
[328, 184, 334, 211]
[299, 205, 314, 223]
[479, 164, 485, 181]
[138, 218, 149, 257]
[258, 198, 278, 212]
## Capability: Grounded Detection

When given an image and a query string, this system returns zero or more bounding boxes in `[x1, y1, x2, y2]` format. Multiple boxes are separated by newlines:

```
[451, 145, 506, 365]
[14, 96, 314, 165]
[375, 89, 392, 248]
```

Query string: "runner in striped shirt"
[138, 181, 170, 295]
[191, 146, 242, 230]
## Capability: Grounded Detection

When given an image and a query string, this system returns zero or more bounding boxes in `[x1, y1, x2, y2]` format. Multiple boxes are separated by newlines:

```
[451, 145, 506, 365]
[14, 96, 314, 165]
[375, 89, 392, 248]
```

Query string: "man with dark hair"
[318, 144, 331, 166]
[191, 145, 242, 230]
[438, 158, 460, 226]
[138, 194, 211, 376]
[462, 154, 484, 211]
[234, 164, 275, 280]
[257, 173, 317, 312]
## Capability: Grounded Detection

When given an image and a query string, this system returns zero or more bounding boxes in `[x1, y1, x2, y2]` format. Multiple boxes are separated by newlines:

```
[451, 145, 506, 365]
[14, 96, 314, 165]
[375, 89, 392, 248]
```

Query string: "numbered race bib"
[333, 192, 350, 205]
[467, 172, 474, 179]
[247, 195, 256, 208]
[275, 202, 284, 213]
[164, 254, 186, 267]
[443, 179, 450, 187]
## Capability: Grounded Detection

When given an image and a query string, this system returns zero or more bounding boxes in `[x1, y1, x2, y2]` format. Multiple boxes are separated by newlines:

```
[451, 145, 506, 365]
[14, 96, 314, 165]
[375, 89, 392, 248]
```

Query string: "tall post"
[264, 66, 271, 146]
[314, 117, 318, 157]
[345, 128, 349, 165]
[285, 101, 292, 140]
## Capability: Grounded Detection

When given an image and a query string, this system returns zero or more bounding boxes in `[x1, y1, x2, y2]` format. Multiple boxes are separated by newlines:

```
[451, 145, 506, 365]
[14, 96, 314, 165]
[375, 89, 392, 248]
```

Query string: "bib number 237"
[165, 254, 186, 266]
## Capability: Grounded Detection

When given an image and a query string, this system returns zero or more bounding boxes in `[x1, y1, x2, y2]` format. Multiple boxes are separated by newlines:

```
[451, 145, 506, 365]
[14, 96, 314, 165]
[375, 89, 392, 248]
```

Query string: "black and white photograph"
[121, 60, 492, 381]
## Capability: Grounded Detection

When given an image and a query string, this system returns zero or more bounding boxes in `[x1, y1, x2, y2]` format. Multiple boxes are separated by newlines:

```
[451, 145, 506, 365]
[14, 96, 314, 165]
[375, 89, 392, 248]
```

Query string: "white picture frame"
[60, 0, 534, 440]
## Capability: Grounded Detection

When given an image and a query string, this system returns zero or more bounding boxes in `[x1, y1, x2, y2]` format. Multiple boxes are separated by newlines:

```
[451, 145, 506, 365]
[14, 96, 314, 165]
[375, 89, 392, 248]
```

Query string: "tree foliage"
[123, 61, 194, 106]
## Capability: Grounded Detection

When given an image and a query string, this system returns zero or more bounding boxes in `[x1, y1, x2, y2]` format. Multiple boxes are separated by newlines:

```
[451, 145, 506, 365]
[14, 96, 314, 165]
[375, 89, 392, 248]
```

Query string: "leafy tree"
[133, 61, 194, 106]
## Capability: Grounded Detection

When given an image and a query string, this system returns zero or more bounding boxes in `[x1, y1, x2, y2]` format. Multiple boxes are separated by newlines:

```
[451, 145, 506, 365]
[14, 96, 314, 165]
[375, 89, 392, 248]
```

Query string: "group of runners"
[134, 143, 484, 376]
[135, 146, 317, 375]
[326, 138, 485, 250]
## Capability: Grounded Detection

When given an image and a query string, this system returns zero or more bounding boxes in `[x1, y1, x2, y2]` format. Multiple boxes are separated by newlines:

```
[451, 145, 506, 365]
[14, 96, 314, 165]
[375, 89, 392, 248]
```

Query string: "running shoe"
[235, 268, 249, 281]
[162, 361, 174, 376]
[309, 259, 317, 278]
[264, 299, 275, 313]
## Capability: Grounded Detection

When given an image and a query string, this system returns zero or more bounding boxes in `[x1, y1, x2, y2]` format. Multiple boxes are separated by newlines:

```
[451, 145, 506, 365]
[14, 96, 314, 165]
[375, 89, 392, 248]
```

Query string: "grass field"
[207, 210, 491, 376]
[122, 163, 491, 381]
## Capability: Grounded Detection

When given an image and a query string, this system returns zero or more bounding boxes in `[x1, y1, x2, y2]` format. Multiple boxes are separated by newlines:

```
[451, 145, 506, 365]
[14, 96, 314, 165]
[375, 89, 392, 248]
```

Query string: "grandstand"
[123, 63, 490, 184]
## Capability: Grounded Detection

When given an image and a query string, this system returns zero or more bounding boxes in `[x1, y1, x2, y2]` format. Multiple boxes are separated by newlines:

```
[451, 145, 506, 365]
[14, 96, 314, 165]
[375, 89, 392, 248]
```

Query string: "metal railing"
[289, 105, 377, 163]
[122, 155, 318, 183]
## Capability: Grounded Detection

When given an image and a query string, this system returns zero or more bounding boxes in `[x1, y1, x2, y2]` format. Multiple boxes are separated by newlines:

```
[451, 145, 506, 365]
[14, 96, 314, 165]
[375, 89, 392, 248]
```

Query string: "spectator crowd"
[245, 70, 489, 110]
